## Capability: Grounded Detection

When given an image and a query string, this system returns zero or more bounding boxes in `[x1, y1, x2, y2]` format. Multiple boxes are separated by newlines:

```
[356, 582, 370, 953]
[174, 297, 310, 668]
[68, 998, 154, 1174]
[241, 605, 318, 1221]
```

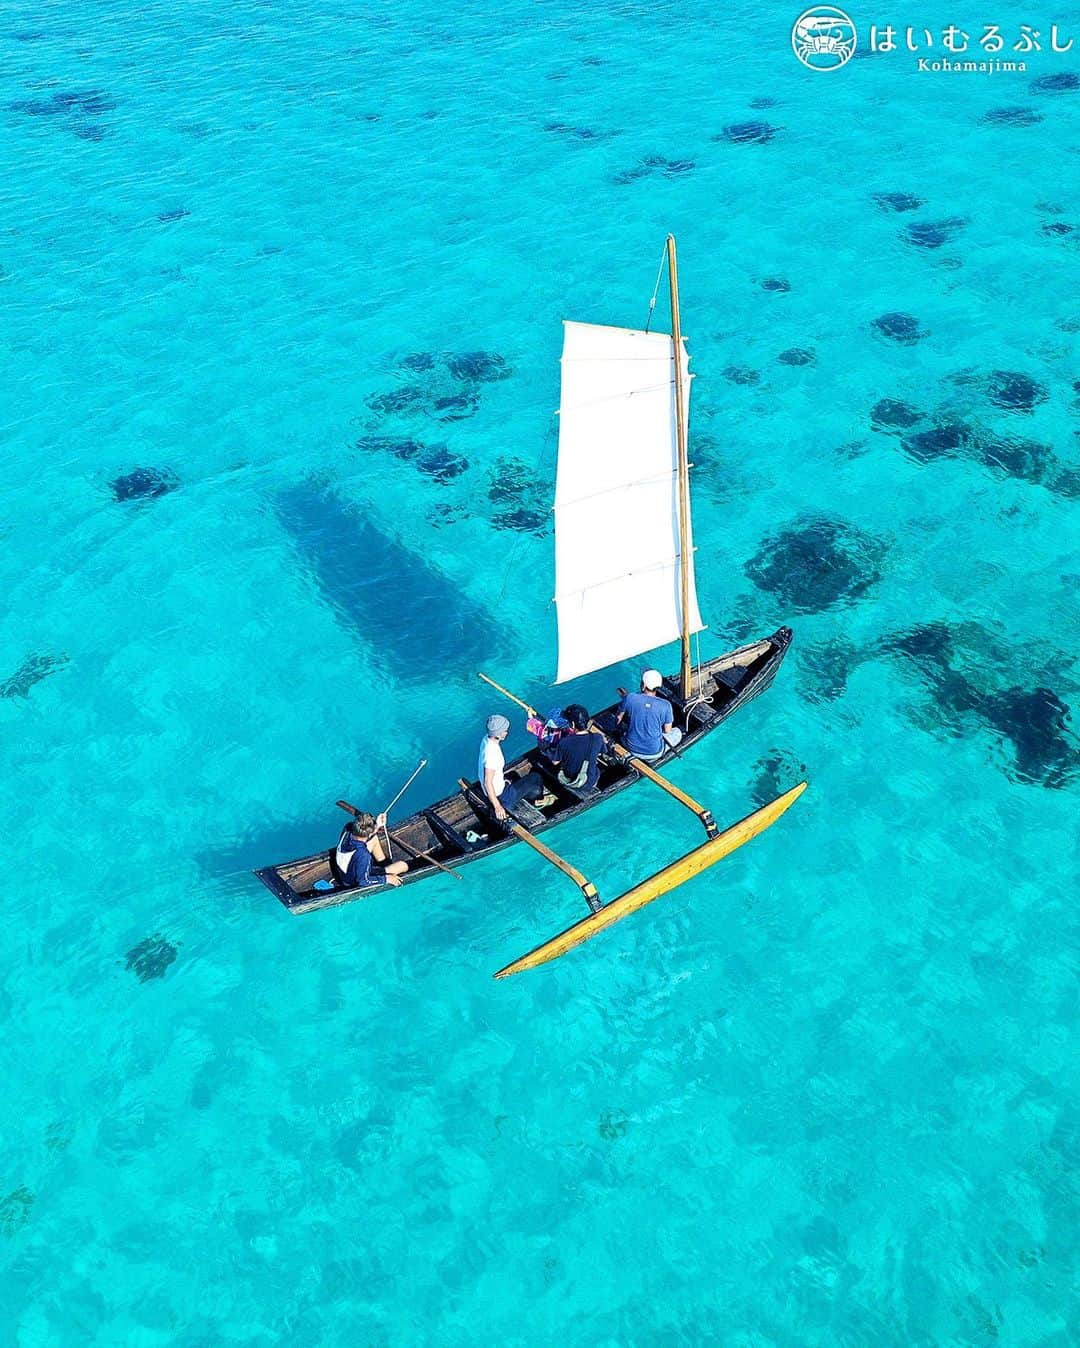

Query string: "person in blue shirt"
[334, 811, 408, 888]
[616, 669, 675, 759]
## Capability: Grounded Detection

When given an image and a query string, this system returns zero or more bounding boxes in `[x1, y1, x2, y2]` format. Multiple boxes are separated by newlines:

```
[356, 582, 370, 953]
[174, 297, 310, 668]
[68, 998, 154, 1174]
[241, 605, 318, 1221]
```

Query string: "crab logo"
[791, 7, 858, 69]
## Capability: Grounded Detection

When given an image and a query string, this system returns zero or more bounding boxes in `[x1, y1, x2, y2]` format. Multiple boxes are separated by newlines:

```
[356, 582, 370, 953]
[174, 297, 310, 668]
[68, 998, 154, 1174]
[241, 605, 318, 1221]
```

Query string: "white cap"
[642, 669, 663, 690]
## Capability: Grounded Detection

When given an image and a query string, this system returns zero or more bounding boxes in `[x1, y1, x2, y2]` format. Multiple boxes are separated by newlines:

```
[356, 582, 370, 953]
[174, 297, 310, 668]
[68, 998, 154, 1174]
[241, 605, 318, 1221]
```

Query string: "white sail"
[553, 320, 703, 685]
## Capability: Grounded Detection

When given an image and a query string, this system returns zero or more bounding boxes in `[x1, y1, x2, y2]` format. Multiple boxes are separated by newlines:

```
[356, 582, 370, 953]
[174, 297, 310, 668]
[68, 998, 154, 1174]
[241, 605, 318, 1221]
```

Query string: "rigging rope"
[643, 245, 668, 334]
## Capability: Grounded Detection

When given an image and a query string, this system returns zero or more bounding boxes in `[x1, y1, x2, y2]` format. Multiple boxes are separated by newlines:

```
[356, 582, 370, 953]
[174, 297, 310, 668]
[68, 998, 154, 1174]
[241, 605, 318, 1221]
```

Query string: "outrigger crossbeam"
[458, 779, 603, 914]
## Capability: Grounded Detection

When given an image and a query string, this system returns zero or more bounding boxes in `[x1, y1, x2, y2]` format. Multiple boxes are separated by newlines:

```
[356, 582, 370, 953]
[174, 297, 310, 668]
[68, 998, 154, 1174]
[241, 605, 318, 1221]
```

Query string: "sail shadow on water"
[275, 482, 503, 682]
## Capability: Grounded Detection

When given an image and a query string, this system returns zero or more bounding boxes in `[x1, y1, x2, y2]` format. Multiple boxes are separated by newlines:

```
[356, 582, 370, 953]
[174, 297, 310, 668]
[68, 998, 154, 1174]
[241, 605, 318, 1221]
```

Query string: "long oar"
[478, 671, 537, 719]
[379, 758, 428, 861]
[383, 758, 427, 814]
[335, 797, 463, 881]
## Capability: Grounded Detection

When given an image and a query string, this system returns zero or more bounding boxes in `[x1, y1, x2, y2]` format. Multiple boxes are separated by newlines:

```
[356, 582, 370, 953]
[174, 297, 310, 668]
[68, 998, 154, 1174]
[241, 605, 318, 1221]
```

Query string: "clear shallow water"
[2, 1, 1078, 1342]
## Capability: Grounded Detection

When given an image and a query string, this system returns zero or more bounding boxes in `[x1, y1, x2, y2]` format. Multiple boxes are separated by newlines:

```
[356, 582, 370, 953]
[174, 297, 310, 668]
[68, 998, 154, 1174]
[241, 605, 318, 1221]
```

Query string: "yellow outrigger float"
[494, 783, 807, 978]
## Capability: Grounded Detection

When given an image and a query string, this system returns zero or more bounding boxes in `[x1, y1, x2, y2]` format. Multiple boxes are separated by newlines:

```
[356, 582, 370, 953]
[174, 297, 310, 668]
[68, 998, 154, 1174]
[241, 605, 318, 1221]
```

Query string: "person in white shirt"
[479, 714, 552, 821]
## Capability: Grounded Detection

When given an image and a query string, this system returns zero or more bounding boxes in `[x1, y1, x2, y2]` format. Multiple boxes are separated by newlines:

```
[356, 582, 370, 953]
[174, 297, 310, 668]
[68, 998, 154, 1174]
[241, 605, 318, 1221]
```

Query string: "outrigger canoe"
[255, 236, 808, 975]
[255, 629, 800, 973]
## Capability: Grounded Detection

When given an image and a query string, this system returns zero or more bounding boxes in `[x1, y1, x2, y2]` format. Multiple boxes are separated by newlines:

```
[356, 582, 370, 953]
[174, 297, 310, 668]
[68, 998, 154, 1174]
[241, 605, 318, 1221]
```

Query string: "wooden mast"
[667, 234, 693, 701]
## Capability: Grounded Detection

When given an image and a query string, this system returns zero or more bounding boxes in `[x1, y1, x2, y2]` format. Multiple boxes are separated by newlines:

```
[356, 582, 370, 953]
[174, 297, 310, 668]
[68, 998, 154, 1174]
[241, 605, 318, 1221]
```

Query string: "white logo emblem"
[792, 7, 858, 69]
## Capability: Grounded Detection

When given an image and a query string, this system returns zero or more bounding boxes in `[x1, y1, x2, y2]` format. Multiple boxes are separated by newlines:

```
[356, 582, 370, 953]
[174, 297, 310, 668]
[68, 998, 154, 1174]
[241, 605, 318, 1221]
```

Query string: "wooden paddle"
[378, 758, 427, 861]
[335, 798, 463, 881]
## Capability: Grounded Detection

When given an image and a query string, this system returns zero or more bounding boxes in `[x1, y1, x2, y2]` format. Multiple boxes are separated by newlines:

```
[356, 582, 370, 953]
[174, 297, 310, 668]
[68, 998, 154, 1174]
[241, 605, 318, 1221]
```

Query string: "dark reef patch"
[1042, 221, 1074, 237]
[745, 517, 886, 614]
[487, 456, 549, 535]
[900, 420, 976, 463]
[0, 1186, 34, 1237]
[878, 623, 984, 726]
[432, 391, 479, 421]
[1030, 71, 1079, 93]
[902, 217, 966, 249]
[365, 385, 426, 415]
[878, 623, 1079, 786]
[1050, 467, 1080, 499]
[718, 121, 777, 144]
[872, 191, 924, 213]
[750, 749, 809, 807]
[0, 653, 69, 699]
[984, 687, 1078, 786]
[749, 97, 779, 109]
[400, 352, 435, 372]
[110, 466, 180, 502]
[872, 312, 925, 344]
[898, 419, 1068, 495]
[428, 501, 467, 528]
[543, 122, 611, 142]
[981, 106, 1043, 126]
[986, 369, 1047, 412]
[796, 638, 863, 704]
[778, 348, 815, 366]
[157, 208, 189, 223]
[598, 1110, 629, 1141]
[125, 936, 179, 983]
[355, 435, 425, 462]
[880, 621, 956, 668]
[722, 366, 761, 385]
[8, 88, 117, 119]
[491, 507, 549, 535]
[614, 154, 695, 184]
[871, 398, 923, 430]
[488, 456, 535, 508]
[978, 433, 1055, 486]
[416, 446, 468, 482]
[760, 276, 791, 292]
[446, 351, 511, 383]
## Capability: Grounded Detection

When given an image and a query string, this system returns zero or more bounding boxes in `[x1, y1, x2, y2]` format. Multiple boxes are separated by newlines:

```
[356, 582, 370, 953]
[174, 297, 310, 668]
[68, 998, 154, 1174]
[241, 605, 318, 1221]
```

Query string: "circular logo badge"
[791, 7, 858, 69]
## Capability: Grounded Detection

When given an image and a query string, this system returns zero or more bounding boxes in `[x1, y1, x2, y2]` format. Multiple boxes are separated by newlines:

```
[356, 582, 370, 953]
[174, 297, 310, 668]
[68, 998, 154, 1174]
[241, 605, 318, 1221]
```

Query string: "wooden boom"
[493, 781, 807, 978]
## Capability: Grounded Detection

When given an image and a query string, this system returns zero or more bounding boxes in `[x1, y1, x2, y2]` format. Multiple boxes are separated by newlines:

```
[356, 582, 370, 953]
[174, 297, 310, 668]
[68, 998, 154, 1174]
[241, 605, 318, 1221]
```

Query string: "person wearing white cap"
[615, 669, 675, 760]
[479, 714, 554, 822]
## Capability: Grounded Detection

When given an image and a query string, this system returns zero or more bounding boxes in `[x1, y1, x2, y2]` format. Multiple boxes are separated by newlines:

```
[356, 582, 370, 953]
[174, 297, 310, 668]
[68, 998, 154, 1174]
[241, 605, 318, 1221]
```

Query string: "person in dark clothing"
[334, 811, 408, 888]
[550, 703, 604, 791]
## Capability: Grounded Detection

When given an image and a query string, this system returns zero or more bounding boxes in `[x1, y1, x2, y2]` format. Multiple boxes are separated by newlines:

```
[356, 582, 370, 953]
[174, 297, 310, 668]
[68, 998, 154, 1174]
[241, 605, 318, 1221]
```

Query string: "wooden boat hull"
[493, 782, 807, 978]
[254, 627, 793, 915]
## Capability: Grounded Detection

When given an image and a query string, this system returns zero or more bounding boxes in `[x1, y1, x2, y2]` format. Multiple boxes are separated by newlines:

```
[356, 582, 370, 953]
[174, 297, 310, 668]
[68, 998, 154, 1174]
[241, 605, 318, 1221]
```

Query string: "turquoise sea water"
[2, 1, 1079, 1342]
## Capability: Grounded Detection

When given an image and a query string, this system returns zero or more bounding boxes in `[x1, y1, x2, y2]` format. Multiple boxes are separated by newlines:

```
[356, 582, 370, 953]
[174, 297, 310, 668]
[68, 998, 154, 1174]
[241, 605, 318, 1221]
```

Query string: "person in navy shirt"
[550, 704, 604, 791]
[334, 811, 408, 888]
[616, 669, 675, 759]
